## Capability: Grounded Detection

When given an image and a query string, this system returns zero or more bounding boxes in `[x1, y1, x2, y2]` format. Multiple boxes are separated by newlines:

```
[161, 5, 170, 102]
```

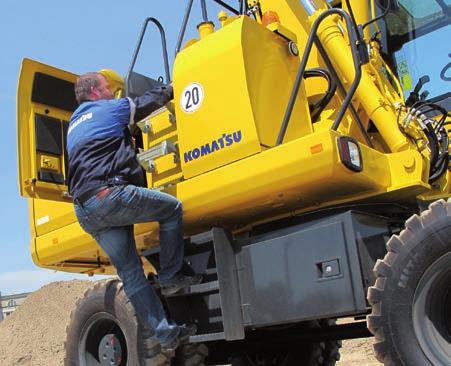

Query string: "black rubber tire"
[230, 342, 324, 366]
[230, 321, 326, 366]
[367, 199, 451, 366]
[319, 319, 341, 366]
[172, 343, 208, 366]
[64, 279, 170, 366]
[230, 319, 342, 366]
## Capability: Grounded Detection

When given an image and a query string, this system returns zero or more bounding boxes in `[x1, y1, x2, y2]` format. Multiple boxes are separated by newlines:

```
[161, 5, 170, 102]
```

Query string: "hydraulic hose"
[303, 68, 337, 122]
[425, 122, 440, 174]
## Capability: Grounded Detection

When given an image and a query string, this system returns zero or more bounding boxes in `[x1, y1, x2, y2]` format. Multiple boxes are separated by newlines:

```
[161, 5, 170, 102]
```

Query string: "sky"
[0, 0, 232, 295]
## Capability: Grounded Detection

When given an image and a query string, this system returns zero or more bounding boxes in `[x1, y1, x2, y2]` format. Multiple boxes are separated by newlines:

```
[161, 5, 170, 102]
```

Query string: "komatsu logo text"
[184, 130, 243, 163]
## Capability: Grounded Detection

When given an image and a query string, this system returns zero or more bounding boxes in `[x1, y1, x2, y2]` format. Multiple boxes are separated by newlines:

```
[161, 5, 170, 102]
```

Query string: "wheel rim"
[413, 252, 451, 365]
[78, 312, 128, 366]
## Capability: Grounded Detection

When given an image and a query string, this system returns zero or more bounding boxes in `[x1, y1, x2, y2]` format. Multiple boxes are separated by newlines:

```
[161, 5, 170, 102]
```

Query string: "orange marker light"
[262, 11, 280, 27]
[310, 144, 324, 154]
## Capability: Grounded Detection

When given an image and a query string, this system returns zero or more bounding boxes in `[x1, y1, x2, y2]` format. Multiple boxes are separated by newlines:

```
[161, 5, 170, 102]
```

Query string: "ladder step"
[137, 140, 177, 171]
[190, 230, 214, 245]
[205, 268, 217, 276]
[166, 280, 219, 297]
[189, 331, 225, 343]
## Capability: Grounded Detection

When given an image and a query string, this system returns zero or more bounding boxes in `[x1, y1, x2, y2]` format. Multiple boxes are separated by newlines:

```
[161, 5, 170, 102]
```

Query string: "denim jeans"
[74, 184, 184, 344]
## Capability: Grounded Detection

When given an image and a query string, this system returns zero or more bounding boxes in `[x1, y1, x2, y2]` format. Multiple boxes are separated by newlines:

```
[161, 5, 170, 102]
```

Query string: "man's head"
[74, 72, 114, 104]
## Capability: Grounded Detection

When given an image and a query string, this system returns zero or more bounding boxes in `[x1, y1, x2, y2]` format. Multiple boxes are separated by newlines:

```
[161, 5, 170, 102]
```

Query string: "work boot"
[160, 324, 197, 353]
[160, 273, 203, 296]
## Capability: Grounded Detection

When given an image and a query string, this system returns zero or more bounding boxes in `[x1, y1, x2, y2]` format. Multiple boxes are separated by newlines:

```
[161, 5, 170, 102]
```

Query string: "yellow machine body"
[17, 0, 450, 274]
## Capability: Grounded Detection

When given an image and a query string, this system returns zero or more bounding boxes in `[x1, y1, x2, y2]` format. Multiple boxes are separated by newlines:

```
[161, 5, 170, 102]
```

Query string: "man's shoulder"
[75, 98, 129, 110]
[92, 98, 131, 117]
[71, 99, 130, 119]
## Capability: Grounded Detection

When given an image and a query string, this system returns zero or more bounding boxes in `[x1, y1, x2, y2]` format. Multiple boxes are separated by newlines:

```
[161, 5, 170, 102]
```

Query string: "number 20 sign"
[181, 83, 204, 113]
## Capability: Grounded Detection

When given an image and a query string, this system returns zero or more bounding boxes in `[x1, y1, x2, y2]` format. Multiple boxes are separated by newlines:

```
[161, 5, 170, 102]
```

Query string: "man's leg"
[110, 185, 201, 290]
[92, 225, 178, 344]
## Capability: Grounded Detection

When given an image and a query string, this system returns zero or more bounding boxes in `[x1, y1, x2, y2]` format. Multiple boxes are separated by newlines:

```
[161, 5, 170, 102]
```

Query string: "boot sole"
[161, 276, 203, 296]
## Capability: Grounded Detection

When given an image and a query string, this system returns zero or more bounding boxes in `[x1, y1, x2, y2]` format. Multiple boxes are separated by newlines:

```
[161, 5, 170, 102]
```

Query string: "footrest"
[137, 140, 178, 172]
[188, 331, 225, 343]
[165, 280, 219, 297]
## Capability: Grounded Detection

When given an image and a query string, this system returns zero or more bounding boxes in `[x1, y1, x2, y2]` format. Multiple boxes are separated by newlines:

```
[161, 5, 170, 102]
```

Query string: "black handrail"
[276, 9, 363, 145]
[315, 39, 373, 147]
[175, 0, 195, 55]
[240, 0, 247, 15]
[214, 0, 241, 15]
[200, 0, 209, 21]
[176, 0, 241, 55]
[125, 17, 171, 97]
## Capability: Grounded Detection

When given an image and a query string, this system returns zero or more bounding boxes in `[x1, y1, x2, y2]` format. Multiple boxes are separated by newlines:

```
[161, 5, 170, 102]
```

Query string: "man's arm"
[130, 85, 174, 123]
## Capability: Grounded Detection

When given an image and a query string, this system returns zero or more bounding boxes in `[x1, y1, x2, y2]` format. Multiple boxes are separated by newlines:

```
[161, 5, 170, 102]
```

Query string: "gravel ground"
[0, 280, 381, 365]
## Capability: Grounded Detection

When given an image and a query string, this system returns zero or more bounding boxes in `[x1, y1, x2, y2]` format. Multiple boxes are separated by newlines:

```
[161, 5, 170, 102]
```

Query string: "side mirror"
[377, 0, 400, 11]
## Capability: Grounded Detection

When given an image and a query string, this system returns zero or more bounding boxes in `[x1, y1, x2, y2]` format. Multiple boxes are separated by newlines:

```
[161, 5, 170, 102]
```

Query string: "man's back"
[67, 98, 144, 200]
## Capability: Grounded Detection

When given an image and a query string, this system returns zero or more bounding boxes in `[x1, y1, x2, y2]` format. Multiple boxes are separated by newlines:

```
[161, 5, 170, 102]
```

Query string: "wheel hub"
[99, 334, 123, 366]
[78, 312, 128, 366]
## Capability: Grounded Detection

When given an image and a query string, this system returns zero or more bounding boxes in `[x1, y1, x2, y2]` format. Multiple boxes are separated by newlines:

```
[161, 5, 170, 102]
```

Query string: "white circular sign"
[180, 83, 204, 113]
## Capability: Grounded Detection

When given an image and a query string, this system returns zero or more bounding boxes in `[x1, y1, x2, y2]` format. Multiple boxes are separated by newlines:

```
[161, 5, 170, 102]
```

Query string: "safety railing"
[125, 17, 171, 97]
[276, 8, 372, 147]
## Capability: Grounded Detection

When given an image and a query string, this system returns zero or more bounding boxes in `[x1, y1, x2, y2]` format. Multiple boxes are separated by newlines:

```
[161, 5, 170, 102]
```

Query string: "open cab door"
[18, 58, 78, 201]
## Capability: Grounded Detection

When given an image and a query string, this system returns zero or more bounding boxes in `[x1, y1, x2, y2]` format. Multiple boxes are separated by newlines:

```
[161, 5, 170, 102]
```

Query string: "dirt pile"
[0, 280, 93, 366]
[0, 280, 381, 365]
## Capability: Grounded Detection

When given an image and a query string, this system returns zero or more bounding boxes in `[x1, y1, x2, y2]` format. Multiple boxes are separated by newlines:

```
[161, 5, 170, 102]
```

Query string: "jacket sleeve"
[130, 85, 174, 123]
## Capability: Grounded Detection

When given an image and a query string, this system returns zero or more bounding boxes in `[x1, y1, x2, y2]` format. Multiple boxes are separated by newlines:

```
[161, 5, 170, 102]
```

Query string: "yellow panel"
[169, 130, 428, 232]
[155, 153, 180, 174]
[138, 107, 176, 142]
[174, 17, 262, 179]
[35, 221, 98, 266]
[146, 153, 183, 189]
[258, 0, 326, 96]
[266, 23, 298, 42]
[242, 18, 312, 146]
[33, 205, 160, 270]
[17, 58, 77, 201]
[174, 17, 312, 178]
[33, 198, 76, 236]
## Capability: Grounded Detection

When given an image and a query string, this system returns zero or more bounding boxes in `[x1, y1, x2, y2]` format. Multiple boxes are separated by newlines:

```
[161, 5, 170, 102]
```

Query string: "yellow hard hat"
[98, 69, 125, 98]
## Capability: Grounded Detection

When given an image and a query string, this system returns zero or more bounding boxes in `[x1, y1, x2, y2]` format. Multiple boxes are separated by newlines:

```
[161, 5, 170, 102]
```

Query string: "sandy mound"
[0, 280, 381, 365]
[0, 280, 93, 366]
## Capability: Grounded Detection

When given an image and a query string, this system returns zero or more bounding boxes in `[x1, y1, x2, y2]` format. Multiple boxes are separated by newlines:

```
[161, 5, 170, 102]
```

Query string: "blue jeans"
[74, 184, 184, 344]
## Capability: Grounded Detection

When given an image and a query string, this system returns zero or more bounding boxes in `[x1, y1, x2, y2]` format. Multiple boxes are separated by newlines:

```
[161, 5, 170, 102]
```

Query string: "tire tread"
[367, 199, 450, 366]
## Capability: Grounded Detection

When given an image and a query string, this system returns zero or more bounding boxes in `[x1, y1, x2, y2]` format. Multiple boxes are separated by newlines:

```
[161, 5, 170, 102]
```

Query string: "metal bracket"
[137, 140, 177, 172]
[212, 228, 245, 340]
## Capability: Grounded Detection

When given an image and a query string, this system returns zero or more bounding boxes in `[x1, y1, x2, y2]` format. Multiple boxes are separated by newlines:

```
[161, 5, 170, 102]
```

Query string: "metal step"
[205, 268, 218, 276]
[188, 331, 225, 343]
[137, 140, 177, 172]
[165, 280, 219, 297]
[190, 230, 214, 245]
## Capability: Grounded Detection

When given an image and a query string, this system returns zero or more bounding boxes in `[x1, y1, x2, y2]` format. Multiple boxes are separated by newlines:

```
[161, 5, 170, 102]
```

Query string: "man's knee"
[175, 200, 183, 215]
[159, 200, 183, 231]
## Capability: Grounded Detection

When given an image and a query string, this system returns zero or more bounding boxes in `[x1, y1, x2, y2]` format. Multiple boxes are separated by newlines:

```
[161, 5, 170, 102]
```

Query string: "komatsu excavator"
[17, 0, 450, 365]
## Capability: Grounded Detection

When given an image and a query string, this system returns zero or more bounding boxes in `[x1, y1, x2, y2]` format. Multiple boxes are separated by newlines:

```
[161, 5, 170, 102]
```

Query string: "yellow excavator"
[17, 0, 450, 365]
